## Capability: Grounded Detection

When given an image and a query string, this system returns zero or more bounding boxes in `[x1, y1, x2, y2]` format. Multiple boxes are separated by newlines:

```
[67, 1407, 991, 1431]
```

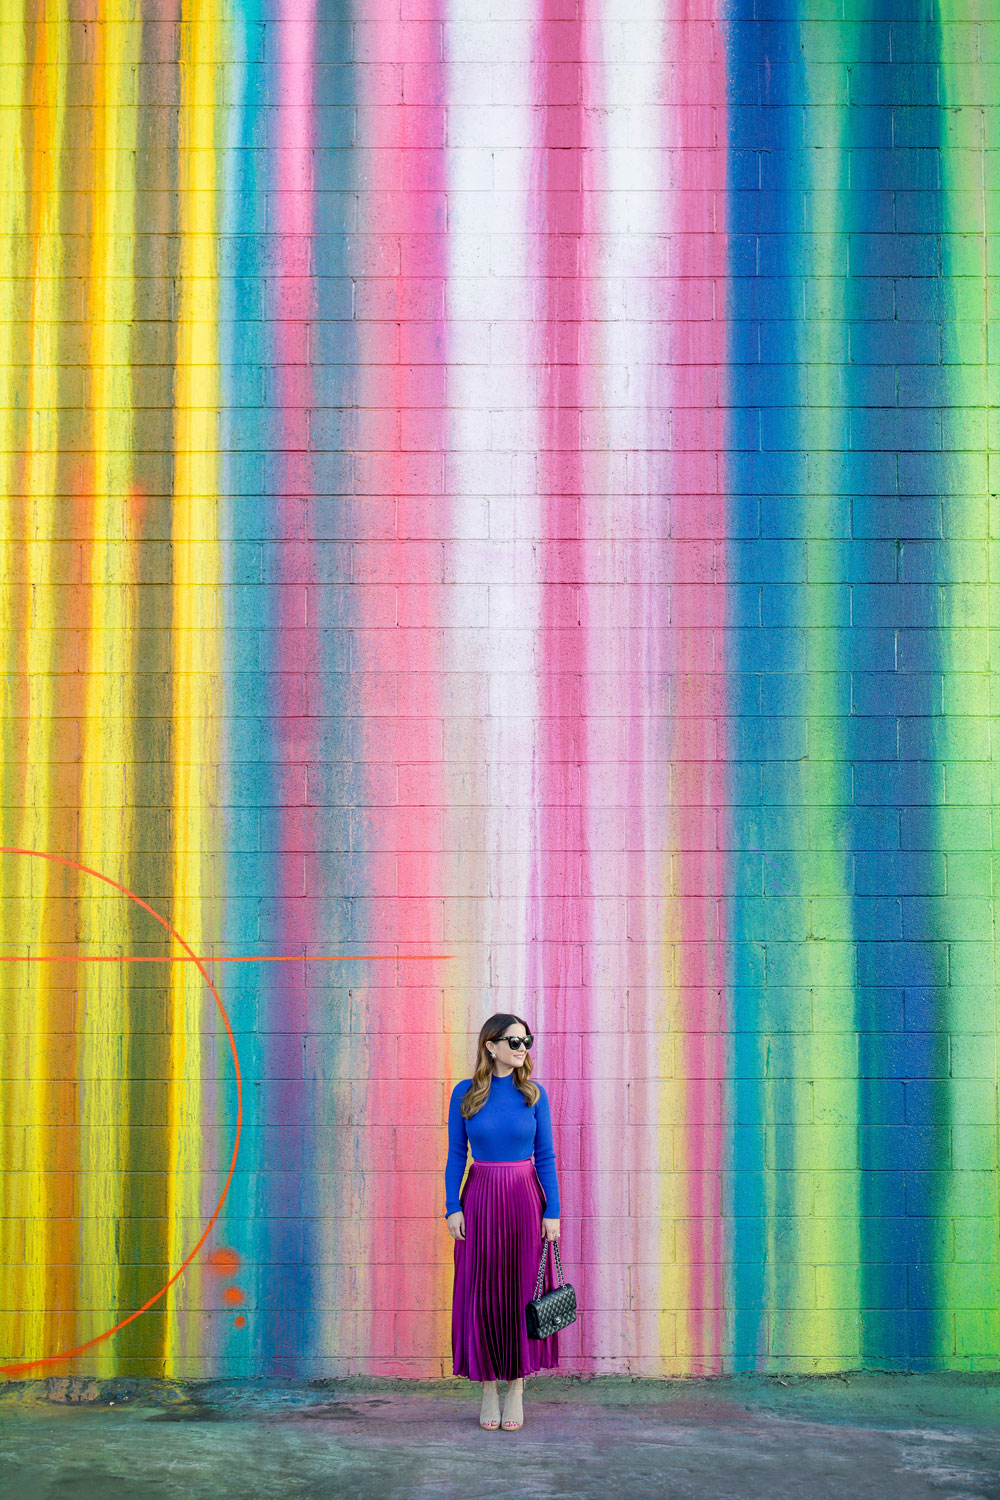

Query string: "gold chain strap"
[532, 1237, 566, 1302]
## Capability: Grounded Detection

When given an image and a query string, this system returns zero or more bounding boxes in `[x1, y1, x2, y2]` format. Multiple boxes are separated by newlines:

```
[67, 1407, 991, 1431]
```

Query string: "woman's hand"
[447, 1210, 466, 1241]
[542, 1217, 560, 1241]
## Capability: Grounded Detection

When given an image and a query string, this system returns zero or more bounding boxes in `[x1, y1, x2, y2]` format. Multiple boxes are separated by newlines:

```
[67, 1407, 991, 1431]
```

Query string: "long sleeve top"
[444, 1071, 561, 1218]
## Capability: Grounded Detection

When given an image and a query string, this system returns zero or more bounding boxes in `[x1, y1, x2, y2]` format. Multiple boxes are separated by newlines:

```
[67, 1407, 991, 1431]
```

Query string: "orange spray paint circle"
[207, 1247, 241, 1275]
[0, 847, 243, 1378]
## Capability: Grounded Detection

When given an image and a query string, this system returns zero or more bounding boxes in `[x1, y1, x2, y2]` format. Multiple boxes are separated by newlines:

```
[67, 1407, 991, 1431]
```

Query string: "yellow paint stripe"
[78, 0, 138, 1376]
[0, 0, 28, 1365]
[0, 0, 26, 505]
[2, 0, 68, 1370]
[168, 0, 224, 1370]
[786, 112, 860, 1373]
[937, 11, 997, 1369]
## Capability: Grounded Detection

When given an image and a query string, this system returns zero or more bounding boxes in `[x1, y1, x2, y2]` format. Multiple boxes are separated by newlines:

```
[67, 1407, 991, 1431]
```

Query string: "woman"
[445, 1013, 562, 1432]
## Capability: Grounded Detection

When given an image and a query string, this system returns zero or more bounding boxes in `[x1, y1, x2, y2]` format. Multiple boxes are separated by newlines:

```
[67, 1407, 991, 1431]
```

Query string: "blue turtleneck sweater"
[444, 1071, 561, 1218]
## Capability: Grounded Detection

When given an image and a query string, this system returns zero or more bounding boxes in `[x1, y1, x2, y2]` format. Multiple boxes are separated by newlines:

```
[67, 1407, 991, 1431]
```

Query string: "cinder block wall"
[0, 3, 997, 1379]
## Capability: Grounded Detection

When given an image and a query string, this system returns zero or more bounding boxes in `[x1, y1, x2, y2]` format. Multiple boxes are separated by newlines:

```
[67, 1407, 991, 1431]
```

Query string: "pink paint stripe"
[356, 0, 449, 1378]
[533, 0, 592, 1026]
[530, 1, 598, 1369]
[663, 3, 729, 1373]
[273, 0, 316, 913]
[274, 1, 315, 427]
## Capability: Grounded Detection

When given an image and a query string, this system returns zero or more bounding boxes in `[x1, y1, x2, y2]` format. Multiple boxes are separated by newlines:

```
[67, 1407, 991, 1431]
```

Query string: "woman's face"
[489, 1021, 529, 1070]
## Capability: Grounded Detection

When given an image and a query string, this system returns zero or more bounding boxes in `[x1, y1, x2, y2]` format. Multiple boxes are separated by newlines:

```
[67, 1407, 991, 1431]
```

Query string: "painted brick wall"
[0, 1, 998, 1379]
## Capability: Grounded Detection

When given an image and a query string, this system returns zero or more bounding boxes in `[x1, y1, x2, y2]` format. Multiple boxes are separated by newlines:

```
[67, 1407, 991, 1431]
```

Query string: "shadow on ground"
[1, 1374, 1000, 1499]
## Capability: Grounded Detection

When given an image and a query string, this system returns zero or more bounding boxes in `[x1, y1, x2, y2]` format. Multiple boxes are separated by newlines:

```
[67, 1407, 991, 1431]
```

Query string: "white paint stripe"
[444, 0, 541, 1018]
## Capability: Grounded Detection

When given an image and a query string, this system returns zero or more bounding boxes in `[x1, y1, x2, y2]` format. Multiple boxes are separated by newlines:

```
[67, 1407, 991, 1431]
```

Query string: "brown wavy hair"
[460, 1012, 539, 1118]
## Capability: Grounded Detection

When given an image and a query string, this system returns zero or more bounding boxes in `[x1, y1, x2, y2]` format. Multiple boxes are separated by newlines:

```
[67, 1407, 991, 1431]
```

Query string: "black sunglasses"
[496, 1034, 533, 1050]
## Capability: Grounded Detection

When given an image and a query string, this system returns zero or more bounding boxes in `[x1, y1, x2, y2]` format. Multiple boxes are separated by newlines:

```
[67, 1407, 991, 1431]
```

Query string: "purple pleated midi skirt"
[451, 1158, 560, 1382]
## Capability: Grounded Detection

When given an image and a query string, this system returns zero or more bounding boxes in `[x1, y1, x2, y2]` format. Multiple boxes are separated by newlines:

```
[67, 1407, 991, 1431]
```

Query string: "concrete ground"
[2, 1374, 1000, 1500]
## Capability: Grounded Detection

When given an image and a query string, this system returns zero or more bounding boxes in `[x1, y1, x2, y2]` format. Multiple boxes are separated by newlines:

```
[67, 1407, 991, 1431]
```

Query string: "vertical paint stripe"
[591, 0, 668, 1376]
[261, 0, 319, 1376]
[78, 0, 139, 1374]
[724, 6, 865, 1372]
[218, 0, 265, 1379]
[938, 6, 999, 1369]
[443, 0, 542, 1089]
[665, 0, 730, 1375]
[169, 0, 224, 1370]
[725, 6, 801, 1370]
[844, 77, 946, 1371]
[793, 78, 860, 1374]
[531, 0, 591, 1035]
[530, 0, 596, 1371]
[7, 0, 67, 1367]
[0, 0, 26, 512]
[0, 0, 25, 1357]
[356, 0, 449, 1376]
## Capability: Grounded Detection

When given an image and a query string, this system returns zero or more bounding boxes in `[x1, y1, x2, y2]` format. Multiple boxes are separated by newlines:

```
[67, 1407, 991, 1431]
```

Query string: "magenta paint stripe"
[273, 0, 316, 968]
[530, 0, 598, 1348]
[665, 3, 729, 1371]
[533, 0, 593, 1015]
[357, 0, 449, 1377]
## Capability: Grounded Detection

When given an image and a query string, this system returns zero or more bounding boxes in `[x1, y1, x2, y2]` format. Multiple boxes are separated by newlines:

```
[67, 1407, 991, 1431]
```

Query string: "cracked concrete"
[1, 1375, 999, 1499]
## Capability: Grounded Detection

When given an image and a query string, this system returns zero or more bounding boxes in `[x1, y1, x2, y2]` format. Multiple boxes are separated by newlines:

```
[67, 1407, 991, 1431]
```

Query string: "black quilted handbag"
[526, 1237, 577, 1339]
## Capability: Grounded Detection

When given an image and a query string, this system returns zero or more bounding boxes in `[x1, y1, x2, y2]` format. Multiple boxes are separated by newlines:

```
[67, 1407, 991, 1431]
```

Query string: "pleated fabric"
[451, 1158, 561, 1381]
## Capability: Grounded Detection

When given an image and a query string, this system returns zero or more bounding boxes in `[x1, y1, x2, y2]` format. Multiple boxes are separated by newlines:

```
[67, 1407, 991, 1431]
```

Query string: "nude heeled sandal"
[480, 1391, 501, 1429]
[500, 1387, 523, 1430]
